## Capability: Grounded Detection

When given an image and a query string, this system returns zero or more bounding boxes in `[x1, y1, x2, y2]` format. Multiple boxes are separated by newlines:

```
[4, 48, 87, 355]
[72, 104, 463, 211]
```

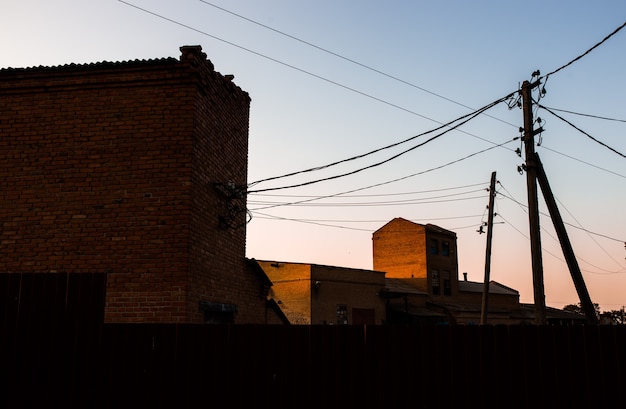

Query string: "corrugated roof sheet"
[0, 57, 178, 73]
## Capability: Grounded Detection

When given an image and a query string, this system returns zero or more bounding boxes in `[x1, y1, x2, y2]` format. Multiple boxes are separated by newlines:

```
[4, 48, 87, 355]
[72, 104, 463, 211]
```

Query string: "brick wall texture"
[0, 46, 267, 323]
[372, 218, 429, 280]
[258, 261, 386, 325]
[372, 217, 459, 296]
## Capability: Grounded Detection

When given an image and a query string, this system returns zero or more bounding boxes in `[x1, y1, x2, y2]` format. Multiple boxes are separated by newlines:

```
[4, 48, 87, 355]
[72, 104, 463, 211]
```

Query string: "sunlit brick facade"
[372, 217, 459, 298]
[256, 260, 387, 325]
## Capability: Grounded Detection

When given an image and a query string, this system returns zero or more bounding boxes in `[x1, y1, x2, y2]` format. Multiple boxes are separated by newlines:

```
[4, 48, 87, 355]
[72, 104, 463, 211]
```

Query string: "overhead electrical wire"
[250, 213, 485, 224]
[251, 211, 488, 233]
[248, 92, 514, 188]
[251, 211, 375, 232]
[554, 195, 625, 270]
[122, 0, 623, 272]
[495, 208, 624, 275]
[495, 186, 624, 244]
[538, 145, 625, 179]
[543, 19, 626, 81]
[250, 181, 488, 198]
[250, 187, 486, 206]
[119, 0, 625, 177]
[249, 138, 517, 211]
[118, 0, 503, 142]
[538, 104, 626, 158]
[540, 106, 626, 123]
[249, 189, 487, 208]
[247, 94, 512, 193]
[197, 0, 519, 129]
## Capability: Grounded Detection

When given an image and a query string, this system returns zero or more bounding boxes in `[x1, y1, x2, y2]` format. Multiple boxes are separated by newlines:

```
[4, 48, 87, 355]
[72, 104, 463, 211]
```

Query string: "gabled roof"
[373, 217, 421, 234]
[373, 217, 456, 237]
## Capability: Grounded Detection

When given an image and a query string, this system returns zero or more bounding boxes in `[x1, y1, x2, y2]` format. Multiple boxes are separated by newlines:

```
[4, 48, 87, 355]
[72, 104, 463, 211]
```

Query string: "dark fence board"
[1, 273, 624, 408]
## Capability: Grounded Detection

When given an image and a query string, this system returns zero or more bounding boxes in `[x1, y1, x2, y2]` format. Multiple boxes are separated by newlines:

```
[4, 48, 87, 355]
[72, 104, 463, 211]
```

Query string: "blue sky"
[2, 0, 625, 311]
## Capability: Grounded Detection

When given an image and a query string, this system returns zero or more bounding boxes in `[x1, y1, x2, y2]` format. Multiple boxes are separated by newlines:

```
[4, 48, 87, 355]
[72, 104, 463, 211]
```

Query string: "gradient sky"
[2, 0, 625, 312]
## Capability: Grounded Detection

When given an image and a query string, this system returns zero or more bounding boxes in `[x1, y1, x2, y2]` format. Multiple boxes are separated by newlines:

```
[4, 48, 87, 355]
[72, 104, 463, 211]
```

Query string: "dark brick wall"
[0, 46, 264, 323]
[184, 47, 266, 323]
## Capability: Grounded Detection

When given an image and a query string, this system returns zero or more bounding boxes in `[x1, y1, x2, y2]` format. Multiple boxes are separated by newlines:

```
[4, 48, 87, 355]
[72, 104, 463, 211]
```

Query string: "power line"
[250, 213, 485, 224]
[249, 189, 487, 208]
[251, 211, 374, 232]
[249, 181, 488, 198]
[118, 0, 499, 139]
[544, 20, 626, 80]
[538, 145, 625, 179]
[247, 95, 511, 193]
[197, 0, 519, 129]
[250, 211, 489, 233]
[496, 189, 625, 243]
[119, 0, 524, 196]
[540, 106, 626, 123]
[554, 195, 626, 269]
[538, 104, 626, 158]
[249, 138, 516, 211]
[124, 1, 624, 273]
[248, 92, 514, 187]
[496, 209, 624, 276]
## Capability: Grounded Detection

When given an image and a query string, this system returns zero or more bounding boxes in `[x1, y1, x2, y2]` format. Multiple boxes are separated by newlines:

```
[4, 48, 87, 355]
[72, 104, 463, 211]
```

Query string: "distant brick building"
[255, 260, 386, 325]
[373, 218, 523, 324]
[373, 217, 460, 297]
[0, 46, 271, 323]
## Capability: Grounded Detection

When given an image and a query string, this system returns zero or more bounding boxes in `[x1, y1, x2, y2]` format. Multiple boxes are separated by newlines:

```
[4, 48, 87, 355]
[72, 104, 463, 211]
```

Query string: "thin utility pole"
[534, 152, 599, 324]
[521, 80, 547, 325]
[481, 171, 497, 325]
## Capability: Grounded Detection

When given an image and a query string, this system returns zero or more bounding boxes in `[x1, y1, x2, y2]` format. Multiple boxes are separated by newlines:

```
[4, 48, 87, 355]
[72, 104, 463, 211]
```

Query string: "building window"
[442, 241, 450, 256]
[336, 304, 348, 325]
[443, 271, 451, 296]
[430, 239, 439, 255]
[431, 270, 440, 295]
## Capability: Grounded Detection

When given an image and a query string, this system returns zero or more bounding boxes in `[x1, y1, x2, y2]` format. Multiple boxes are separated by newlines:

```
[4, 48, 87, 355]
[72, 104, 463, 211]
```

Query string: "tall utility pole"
[521, 80, 547, 325]
[480, 171, 497, 325]
[534, 153, 599, 324]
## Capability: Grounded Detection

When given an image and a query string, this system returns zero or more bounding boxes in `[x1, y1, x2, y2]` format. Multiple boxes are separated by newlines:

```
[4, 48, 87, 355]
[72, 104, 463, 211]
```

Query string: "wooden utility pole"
[534, 152, 599, 324]
[480, 171, 497, 325]
[521, 80, 547, 325]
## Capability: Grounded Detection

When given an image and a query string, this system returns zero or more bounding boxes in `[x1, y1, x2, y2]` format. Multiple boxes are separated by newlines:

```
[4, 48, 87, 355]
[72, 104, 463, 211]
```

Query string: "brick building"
[373, 218, 521, 324]
[373, 217, 587, 324]
[373, 218, 460, 296]
[0, 46, 272, 323]
[255, 260, 386, 325]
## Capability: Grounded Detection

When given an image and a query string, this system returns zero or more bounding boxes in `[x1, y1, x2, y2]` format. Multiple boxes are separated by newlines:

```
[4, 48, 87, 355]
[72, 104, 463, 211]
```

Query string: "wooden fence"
[1, 273, 624, 408]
